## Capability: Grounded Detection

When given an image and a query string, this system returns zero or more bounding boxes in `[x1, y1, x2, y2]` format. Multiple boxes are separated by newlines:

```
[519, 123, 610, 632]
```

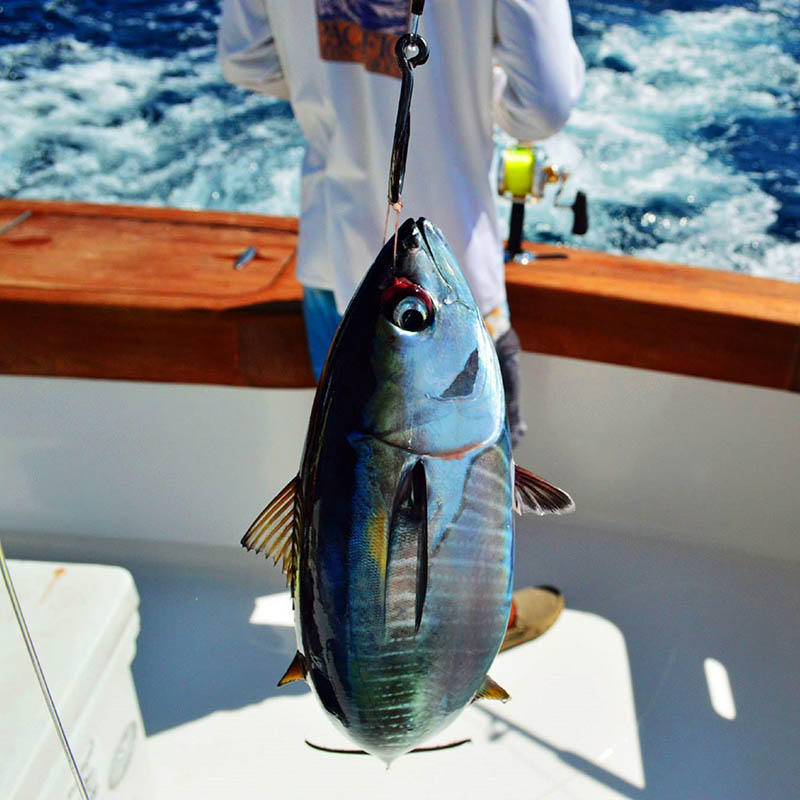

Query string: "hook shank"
[387, 33, 429, 206]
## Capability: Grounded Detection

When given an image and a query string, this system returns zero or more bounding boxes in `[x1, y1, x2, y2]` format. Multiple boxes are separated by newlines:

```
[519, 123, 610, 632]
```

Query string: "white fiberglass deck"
[9, 519, 800, 799]
[2, 353, 798, 796]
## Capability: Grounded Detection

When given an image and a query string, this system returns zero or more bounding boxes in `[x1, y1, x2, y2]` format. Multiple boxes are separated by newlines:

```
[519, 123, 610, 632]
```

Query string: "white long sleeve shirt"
[219, 0, 584, 314]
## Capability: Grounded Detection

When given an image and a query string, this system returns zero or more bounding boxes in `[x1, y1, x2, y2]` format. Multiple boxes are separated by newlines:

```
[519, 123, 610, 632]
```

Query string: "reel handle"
[571, 191, 589, 235]
[506, 201, 526, 260]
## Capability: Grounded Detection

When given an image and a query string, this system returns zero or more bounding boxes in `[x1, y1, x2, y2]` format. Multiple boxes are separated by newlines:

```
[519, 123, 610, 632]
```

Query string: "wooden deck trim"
[0, 198, 300, 232]
[2, 199, 799, 390]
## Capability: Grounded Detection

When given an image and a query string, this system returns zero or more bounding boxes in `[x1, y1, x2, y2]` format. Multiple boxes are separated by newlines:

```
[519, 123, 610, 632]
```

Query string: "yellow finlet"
[277, 651, 308, 687]
[473, 675, 510, 703]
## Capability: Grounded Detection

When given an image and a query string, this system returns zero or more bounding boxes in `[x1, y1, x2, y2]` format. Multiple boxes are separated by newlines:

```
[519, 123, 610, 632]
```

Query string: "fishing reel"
[498, 143, 588, 263]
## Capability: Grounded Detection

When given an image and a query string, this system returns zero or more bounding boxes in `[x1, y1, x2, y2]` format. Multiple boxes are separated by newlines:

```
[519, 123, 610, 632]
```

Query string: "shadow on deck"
[8, 521, 800, 799]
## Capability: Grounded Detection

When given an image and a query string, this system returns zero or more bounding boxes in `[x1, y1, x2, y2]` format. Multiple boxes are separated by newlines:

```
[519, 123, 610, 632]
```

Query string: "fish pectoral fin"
[277, 651, 308, 687]
[473, 675, 510, 703]
[513, 464, 575, 516]
[411, 459, 428, 635]
[386, 459, 428, 636]
[241, 476, 302, 587]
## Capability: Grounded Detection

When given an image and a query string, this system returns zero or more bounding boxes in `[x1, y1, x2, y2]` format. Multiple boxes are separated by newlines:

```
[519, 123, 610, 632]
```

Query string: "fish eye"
[393, 296, 429, 331]
[380, 279, 434, 333]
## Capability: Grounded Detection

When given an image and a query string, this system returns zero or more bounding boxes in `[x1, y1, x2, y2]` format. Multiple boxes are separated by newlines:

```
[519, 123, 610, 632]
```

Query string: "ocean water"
[1, 0, 798, 281]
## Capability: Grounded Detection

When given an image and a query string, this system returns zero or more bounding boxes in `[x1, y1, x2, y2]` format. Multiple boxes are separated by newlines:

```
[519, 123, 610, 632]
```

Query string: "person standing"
[218, 0, 584, 448]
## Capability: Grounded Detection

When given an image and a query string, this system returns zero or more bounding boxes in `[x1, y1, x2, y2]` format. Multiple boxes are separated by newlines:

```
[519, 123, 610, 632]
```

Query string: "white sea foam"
[533, 3, 800, 280]
[1, 38, 304, 213]
[1, 2, 797, 280]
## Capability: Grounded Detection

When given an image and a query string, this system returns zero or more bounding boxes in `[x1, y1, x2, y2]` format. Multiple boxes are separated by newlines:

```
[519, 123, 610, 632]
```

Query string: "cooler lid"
[0, 561, 140, 796]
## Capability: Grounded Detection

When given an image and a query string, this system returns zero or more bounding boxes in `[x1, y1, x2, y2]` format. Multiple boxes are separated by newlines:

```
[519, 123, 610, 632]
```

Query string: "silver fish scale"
[287, 218, 522, 763]
[342, 439, 513, 758]
[421, 452, 512, 659]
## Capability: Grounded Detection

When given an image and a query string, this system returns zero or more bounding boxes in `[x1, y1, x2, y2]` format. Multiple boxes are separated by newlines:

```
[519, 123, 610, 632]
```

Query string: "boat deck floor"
[9, 520, 800, 799]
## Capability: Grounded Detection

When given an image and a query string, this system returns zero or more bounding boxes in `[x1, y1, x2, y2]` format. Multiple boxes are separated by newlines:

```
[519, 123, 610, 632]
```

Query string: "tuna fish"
[242, 218, 573, 763]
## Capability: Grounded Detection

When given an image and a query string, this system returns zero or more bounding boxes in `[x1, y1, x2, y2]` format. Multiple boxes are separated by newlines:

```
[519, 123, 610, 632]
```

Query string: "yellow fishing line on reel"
[498, 145, 536, 199]
[498, 142, 588, 262]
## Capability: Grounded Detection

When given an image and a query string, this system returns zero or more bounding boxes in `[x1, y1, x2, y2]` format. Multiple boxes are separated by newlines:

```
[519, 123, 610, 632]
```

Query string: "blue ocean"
[1, 1, 798, 280]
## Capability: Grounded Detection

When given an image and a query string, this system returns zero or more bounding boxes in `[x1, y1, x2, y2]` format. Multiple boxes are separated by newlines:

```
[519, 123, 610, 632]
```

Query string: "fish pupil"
[383, 283, 433, 332]
[401, 308, 425, 331]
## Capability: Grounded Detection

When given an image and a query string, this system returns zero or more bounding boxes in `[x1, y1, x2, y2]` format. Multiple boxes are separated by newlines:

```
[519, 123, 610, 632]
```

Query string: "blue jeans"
[302, 287, 342, 381]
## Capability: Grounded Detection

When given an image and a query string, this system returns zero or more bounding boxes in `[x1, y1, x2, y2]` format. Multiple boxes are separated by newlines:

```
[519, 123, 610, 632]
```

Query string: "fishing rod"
[0, 537, 90, 799]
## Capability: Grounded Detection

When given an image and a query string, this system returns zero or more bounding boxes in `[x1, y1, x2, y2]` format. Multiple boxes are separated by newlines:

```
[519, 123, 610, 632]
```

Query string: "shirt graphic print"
[316, 0, 409, 78]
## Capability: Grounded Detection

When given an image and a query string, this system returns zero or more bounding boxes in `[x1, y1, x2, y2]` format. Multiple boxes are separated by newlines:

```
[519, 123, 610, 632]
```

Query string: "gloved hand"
[494, 326, 527, 448]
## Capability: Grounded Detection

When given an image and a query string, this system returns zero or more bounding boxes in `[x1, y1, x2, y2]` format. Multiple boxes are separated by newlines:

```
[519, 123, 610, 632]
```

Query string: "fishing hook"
[387, 32, 429, 207]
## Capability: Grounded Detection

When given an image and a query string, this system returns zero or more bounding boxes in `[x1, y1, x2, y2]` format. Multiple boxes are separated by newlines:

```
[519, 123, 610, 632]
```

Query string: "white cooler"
[1, 560, 153, 799]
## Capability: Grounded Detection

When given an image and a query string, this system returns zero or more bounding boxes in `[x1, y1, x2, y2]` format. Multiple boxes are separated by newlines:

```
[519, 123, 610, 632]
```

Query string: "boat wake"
[1, 0, 797, 280]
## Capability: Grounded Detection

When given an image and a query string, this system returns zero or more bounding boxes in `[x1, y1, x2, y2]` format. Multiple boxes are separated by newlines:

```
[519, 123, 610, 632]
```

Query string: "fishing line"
[305, 737, 471, 755]
[384, 0, 429, 266]
[410, 0, 425, 33]
[0, 537, 90, 800]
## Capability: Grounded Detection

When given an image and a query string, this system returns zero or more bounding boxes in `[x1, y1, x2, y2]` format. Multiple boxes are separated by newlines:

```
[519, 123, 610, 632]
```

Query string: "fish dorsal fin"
[277, 651, 308, 687]
[513, 465, 575, 516]
[241, 476, 301, 588]
[473, 675, 510, 703]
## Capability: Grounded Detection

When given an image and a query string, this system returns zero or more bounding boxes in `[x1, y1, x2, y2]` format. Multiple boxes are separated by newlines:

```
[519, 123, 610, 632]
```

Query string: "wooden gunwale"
[1, 198, 799, 391]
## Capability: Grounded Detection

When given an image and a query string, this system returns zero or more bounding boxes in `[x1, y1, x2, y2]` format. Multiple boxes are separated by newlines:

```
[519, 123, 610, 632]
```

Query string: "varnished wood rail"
[2, 199, 799, 391]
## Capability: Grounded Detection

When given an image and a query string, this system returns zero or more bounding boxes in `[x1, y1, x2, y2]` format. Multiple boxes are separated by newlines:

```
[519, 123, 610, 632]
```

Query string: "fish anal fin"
[473, 675, 510, 703]
[242, 476, 301, 588]
[513, 465, 575, 516]
[277, 651, 308, 687]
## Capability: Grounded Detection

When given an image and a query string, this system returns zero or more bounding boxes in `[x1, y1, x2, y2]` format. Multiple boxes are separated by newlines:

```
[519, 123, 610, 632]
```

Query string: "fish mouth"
[412, 218, 458, 298]
[415, 217, 446, 255]
[417, 216, 435, 253]
[416, 218, 443, 266]
[388, 218, 471, 314]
